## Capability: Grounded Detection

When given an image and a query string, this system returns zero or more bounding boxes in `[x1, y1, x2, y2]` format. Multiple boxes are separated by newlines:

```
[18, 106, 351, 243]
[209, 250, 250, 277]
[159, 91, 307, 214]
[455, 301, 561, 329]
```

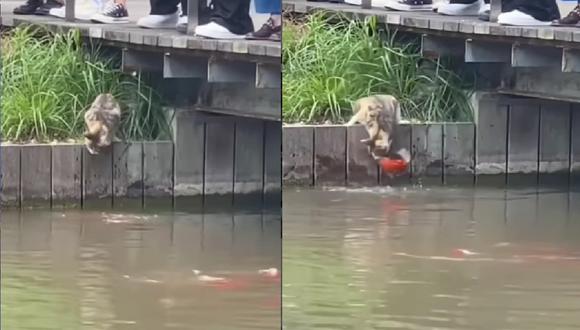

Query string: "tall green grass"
[283, 13, 474, 124]
[1, 26, 170, 142]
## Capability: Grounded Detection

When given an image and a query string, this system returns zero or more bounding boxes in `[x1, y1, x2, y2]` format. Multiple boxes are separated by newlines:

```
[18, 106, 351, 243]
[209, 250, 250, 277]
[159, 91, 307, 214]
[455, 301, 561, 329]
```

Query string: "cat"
[346, 94, 401, 159]
[84, 93, 121, 155]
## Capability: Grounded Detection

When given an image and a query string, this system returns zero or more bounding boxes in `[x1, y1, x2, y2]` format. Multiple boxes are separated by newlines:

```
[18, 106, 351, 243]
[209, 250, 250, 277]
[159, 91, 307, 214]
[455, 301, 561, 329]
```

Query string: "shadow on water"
[284, 186, 580, 330]
[1, 203, 281, 330]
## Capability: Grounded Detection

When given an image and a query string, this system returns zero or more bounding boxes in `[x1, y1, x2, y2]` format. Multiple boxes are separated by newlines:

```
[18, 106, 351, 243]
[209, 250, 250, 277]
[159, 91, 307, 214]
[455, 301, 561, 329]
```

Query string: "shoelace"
[103, 3, 122, 15]
[567, 5, 580, 18]
[266, 18, 276, 28]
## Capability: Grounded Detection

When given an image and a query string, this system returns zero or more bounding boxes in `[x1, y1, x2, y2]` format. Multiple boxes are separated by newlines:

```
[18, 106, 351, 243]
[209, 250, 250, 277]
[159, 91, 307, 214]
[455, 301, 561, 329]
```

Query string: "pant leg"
[254, 0, 281, 14]
[150, 0, 181, 15]
[181, 0, 187, 14]
[211, 0, 253, 35]
[505, 0, 560, 20]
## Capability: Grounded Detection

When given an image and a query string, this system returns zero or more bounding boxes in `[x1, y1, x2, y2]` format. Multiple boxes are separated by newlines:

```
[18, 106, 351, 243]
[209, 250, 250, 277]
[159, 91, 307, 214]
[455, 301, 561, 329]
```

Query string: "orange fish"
[379, 158, 408, 173]
[378, 149, 410, 175]
[207, 278, 251, 291]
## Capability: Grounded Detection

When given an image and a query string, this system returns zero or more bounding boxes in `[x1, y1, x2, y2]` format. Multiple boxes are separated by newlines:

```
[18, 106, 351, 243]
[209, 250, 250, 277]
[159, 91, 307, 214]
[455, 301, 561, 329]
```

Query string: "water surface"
[2, 209, 281, 330]
[284, 187, 580, 330]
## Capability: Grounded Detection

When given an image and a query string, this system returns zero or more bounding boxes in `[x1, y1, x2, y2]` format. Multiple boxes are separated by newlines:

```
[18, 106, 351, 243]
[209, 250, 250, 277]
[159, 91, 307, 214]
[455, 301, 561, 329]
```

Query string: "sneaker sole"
[245, 35, 279, 41]
[138, 23, 178, 29]
[385, 3, 433, 12]
[498, 20, 552, 26]
[551, 21, 580, 27]
[35, 6, 62, 15]
[345, 0, 398, 7]
[195, 31, 246, 39]
[91, 18, 130, 24]
[498, 12, 552, 26]
[438, 2, 482, 16]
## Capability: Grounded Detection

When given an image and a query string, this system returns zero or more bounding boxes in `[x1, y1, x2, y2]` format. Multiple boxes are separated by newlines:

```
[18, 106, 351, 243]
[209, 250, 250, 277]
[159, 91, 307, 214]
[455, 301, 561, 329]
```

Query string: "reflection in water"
[284, 187, 580, 330]
[1, 210, 281, 330]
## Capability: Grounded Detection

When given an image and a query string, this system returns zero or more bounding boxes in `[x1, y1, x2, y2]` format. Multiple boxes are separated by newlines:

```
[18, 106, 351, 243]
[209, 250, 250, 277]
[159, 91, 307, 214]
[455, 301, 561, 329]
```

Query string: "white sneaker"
[195, 21, 245, 39]
[498, 9, 552, 26]
[438, 0, 483, 16]
[137, 12, 179, 29]
[49, 0, 98, 20]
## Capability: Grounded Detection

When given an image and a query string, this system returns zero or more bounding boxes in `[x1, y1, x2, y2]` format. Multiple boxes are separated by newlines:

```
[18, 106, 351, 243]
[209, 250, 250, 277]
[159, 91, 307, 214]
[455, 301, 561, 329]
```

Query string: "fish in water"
[451, 249, 481, 258]
[378, 149, 411, 176]
[258, 268, 279, 278]
[84, 93, 121, 155]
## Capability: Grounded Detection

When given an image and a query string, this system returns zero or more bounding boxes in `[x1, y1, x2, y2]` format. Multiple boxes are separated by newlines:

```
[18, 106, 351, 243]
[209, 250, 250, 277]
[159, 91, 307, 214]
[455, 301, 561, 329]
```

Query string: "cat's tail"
[395, 99, 402, 124]
[397, 148, 411, 163]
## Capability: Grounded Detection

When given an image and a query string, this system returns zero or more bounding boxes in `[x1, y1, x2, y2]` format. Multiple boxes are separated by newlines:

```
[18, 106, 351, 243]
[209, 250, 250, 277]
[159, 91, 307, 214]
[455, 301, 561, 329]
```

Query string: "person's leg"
[195, 0, 253, 39]
[175, 0, 188, 27]
[254, 0, 281, 14]
[149, 0, 180, 15]
[210, 0, 253, 35]
[499, 0, 559, 25]
[48, 0, 100, 20]
[137, 0, 181, 28]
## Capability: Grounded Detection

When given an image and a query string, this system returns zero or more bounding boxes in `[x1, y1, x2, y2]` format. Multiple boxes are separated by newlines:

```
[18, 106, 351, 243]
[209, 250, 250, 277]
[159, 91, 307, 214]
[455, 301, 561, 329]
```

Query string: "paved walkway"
[1, 0, 279, 59]
[2, 0, 269, 25]
[283, 0, 580, 46]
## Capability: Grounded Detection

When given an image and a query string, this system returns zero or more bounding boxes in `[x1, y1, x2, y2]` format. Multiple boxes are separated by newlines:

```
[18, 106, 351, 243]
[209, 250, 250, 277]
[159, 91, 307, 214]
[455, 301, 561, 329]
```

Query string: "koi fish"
[208, 279, 250, 291]
[378, 149, 410, 175]
[258, 268, 279, 278]
[451, 249, 481, 258]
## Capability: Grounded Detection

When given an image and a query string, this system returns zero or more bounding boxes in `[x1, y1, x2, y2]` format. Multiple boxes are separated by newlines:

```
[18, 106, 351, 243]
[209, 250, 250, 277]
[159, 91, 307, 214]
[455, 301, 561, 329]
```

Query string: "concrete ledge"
[283, 94, 580, 188]
[283, 0, 580, 47]
[1, 116, 281, 209]
[0, 15, 280, 60]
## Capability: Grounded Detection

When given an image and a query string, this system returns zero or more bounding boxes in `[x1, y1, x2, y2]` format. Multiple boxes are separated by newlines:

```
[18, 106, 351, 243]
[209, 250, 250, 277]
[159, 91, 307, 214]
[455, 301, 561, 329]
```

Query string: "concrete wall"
[0, 113, 281, 210]
[283, 94, 580, 188]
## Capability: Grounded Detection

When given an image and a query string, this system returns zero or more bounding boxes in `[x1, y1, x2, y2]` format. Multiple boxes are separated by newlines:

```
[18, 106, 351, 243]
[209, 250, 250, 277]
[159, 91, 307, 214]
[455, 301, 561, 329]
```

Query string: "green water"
[1, 209, 281, 330]
[284, 187, 580, 330]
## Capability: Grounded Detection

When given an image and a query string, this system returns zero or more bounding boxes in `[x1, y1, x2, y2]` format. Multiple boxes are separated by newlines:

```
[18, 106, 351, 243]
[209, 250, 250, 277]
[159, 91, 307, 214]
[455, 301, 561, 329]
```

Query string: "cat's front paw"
[360, 138, 373, 146]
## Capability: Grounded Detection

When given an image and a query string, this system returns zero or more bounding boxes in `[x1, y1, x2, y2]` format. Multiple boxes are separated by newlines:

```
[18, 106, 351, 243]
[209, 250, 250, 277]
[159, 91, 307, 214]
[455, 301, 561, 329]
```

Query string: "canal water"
[1, 209, 281, 330]
[284, 187, 580, 330]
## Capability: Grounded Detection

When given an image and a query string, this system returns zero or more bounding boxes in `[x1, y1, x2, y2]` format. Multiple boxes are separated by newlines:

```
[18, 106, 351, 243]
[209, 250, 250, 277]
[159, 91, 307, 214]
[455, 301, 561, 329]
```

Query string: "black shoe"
[35, 0, 63, 16]
[385, 0, 434, 12]
[245, 18, 281, 40]
[13, 0, 43, 15]
[91, 3, 130, 24]
[552, 5, 580, 26]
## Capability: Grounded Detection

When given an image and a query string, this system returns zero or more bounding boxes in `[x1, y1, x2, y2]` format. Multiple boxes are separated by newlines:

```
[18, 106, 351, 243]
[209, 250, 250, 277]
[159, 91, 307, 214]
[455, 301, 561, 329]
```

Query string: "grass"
[283, 13, 474, 124]
[1, 26, 170, 143]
